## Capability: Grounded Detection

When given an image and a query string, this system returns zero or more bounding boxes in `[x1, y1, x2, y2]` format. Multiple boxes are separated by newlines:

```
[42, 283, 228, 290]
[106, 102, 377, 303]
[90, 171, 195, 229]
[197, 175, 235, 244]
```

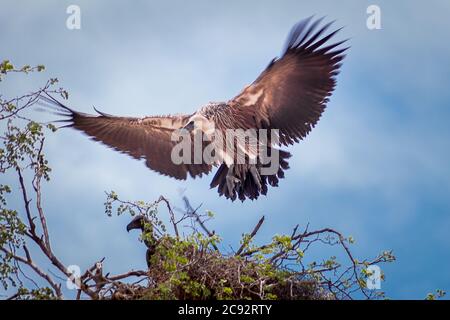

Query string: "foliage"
[425, 289, 446, 300]
[103, 193, 395, 300]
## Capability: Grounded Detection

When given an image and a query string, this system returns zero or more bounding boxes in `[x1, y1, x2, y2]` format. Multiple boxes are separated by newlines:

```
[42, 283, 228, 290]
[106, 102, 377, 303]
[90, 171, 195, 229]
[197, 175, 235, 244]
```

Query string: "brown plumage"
[41, 17, 348, 201]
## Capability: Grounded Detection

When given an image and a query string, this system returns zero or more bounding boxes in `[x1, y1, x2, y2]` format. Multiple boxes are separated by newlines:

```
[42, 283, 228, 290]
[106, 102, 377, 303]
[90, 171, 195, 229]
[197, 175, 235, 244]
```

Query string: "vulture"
[126, 215, 156, 269]
[41, 17, 347, 201]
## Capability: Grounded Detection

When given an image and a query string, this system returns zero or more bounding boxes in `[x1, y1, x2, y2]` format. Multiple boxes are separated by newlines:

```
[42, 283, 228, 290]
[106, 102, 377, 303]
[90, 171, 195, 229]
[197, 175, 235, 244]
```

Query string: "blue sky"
[1, 0, 450, 299]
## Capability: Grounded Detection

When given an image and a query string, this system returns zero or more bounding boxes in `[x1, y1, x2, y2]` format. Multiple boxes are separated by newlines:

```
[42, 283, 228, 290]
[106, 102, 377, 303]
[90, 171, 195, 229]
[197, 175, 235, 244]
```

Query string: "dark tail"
[210, 149, 291, 201]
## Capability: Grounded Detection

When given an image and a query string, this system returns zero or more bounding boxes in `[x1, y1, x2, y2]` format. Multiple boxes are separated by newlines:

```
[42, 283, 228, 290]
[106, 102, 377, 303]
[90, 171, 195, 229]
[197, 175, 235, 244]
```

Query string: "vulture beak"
[183, 121, 195, 132]
[126, 216, 144, 232]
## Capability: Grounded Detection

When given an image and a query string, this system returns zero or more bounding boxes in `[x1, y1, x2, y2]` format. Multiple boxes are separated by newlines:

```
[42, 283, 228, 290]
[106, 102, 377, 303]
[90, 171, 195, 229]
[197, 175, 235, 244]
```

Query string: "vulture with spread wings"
[42, 17, 348, 201]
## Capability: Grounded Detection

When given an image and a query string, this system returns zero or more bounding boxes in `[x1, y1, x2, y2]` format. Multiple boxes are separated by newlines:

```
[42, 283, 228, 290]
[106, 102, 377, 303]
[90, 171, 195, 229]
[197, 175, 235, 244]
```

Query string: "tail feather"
[209, 164, 228, 188]
[210, 148, 291, 201]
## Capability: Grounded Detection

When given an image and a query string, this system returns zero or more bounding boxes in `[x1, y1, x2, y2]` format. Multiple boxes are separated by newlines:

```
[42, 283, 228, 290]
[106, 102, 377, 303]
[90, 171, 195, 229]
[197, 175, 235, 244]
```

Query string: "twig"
[16, 167, 36, 233]
[33, 138, 51, 250]
[182, 196, 219, 251]
[235, 216, 265, 256]
[0, 246, 62, 298]
[158, 196, 179, 238]
[107, 270, 147, 281]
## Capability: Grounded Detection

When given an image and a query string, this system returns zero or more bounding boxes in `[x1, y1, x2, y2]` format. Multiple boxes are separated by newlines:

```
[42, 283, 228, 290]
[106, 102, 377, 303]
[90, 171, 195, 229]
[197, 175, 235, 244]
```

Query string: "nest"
[109, 241, 328, 300]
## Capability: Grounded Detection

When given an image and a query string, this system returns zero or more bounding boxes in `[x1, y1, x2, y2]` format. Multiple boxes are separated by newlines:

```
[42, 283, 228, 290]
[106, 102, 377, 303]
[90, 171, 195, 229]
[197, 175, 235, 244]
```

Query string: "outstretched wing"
[41, 95, 211, 180]
[229, 17, 348, 145]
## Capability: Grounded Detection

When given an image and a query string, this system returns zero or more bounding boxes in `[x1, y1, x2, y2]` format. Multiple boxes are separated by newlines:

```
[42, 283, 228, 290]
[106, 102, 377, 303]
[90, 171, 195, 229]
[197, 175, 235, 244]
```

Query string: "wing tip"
[282, 16, 347, 57]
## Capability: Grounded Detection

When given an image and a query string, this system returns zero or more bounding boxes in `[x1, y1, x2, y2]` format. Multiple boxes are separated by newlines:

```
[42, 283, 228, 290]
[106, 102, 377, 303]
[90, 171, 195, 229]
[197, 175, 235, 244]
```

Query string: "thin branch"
[16, 167, 36, 233]
[107, 270, 147, 281]
[0, 246, 62, 298]
[33, 138, 51, 250]
[236, 216, 265, 256]
[182, 196, 218, 251]
[158, 196, 179, 238]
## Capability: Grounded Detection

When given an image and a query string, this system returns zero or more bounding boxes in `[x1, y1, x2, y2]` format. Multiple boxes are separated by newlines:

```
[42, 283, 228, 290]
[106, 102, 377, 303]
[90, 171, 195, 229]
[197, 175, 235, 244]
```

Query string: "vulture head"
[183, 112, 216, 136]
[126, 215, 156, 269]
[126, 215, 148, 232]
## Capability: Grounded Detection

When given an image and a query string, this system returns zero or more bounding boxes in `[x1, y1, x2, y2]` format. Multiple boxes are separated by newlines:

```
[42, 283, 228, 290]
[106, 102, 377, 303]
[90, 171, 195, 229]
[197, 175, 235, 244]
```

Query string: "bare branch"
[16, 167, 36, 233]
[158, 196, 179, 238]
[235, 216, 265, 256]
[32, 138, 51, 250]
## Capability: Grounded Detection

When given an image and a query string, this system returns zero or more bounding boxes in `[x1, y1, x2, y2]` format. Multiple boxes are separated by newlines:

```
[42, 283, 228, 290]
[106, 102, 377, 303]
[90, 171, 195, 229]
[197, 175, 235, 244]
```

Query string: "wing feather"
[41, 95, 211, 179]
[229, 17, 348, 146]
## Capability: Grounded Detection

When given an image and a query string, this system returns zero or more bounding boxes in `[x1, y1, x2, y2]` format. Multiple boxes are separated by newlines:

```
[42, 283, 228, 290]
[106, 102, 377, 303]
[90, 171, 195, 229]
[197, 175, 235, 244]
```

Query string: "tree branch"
[0, 246, 62, 298]
[235, 216, 265, 256]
